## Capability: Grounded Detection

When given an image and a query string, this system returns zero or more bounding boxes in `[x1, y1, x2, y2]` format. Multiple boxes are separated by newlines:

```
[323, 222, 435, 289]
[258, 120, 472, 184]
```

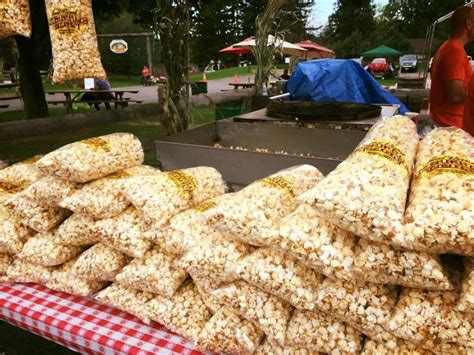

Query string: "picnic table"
[228, 82, 279, 91]
[228, 83, 255, 90]
[45, 89, 142, 114]
[0, 83, 19, 90]
[0, 283, 203, 354]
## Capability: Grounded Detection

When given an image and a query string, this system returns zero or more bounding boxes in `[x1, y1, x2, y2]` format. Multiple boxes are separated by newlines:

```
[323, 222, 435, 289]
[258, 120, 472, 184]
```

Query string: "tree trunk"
[15, 0, 49, 119]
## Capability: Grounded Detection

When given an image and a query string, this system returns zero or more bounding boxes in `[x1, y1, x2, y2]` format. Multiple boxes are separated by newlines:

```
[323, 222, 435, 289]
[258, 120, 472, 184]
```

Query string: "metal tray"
[155, 121, 366, 189]
[267, 101, 382, 121]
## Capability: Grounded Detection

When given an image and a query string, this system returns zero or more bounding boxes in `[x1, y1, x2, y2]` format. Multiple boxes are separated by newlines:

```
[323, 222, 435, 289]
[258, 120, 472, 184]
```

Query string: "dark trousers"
[81, 92, 114, 111]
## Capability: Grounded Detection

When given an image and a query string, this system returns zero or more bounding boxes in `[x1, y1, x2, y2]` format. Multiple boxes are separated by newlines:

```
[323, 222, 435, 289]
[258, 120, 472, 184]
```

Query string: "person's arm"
[444, 80, 466, 103]
[442, 47, 469, 103]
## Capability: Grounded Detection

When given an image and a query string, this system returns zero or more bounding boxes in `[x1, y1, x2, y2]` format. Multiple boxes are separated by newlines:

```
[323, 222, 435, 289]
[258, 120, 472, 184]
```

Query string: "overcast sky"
[310, 0, 389, 28]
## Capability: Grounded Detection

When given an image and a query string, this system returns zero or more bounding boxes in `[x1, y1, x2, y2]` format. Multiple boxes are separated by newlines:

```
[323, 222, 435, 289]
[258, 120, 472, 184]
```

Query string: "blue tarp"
[286, 59, 408, 114]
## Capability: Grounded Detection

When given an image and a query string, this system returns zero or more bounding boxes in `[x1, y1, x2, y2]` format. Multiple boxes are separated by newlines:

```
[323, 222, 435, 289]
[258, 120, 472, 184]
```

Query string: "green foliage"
[322, 0, 469, 58]
[156, 0, 192, 135]
[96, 13, 154, 77]
[254, 0, 287, 96]
[191, 0, 314, 67]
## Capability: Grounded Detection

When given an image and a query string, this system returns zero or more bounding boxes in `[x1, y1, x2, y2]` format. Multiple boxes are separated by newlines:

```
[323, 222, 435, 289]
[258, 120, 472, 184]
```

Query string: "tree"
[373, 2, 410, 53]
[156, 0, 192, 135]
[397, 0, 468, 39]
[323, 0, 376, 58]
[15, 0, 50, 119]
[190, 0, 315, 67]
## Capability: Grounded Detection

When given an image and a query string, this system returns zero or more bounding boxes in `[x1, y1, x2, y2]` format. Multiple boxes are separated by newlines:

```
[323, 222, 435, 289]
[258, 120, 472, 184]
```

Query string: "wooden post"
[146, 35, 153, 76]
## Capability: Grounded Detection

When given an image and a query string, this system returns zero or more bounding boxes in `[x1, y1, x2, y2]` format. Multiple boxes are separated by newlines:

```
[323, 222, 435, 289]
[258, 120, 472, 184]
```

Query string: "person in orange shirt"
[430, 6, 474, 129]
[463, 77, 474, 135]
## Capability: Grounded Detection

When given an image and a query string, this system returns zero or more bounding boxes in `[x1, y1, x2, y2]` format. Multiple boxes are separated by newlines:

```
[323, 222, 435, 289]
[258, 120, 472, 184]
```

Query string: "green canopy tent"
[361, 45, 402, 58]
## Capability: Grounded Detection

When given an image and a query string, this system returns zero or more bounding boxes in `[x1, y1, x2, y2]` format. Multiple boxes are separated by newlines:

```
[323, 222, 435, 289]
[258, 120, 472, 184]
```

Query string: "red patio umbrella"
[219, 38, 253, 55]
[294, 40, 336, 59]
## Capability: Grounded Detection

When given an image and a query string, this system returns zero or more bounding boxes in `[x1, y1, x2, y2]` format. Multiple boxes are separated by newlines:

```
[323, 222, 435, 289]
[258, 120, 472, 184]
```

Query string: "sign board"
[110, 39, 128, 54]
[84, 78, 94, 89]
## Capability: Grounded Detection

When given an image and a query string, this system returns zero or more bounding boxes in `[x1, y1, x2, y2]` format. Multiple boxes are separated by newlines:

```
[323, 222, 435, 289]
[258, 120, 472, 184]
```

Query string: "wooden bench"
[0, 95, 20, 101]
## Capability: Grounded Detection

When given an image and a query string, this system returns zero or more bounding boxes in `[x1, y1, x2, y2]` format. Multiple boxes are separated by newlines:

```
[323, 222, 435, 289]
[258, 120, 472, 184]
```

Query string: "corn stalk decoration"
[253, 0, 287, 96]
[155, 0, 191, 135]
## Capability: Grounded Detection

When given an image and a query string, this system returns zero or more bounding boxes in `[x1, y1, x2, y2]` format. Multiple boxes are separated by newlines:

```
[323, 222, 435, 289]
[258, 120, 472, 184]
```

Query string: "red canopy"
[219, 38, 253, 55]
[294, 40, 335, 59]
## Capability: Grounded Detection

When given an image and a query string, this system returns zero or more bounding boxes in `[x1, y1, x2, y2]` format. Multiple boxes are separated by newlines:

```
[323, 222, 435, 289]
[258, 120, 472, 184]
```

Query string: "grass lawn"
[0, 105, 218, 166]
[377, 78, 399, 87]
[189, 66, 256, 81]
[189, 64, 288, 81]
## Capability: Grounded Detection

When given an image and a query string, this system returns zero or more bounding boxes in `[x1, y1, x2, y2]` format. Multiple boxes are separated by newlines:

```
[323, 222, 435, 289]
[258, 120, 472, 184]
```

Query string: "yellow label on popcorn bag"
[15, 155, 43, 166]
[50, 7, 88, 35]
[355, 141, 407, 168]
[106, 171, 132, 180]
[80, 137, 111, 153]
[415, 155, 474, 180]
[165, 171, 197, 200]
[193, 200, 217, 213]
[261, 176, 295, 197]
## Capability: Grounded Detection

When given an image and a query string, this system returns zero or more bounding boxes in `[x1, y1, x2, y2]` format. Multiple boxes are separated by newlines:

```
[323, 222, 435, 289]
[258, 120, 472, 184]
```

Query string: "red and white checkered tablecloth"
[0, 283, 205, 354]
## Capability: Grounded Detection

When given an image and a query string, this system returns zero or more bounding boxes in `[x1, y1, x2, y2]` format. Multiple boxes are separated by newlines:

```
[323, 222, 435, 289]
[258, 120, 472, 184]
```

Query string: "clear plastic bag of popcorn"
[0, 180, 32, 204]
[286, 309, 363, 354]
[256, 340, 322, 355]
[4, 195, 69, 233]
[6, 259, 56, 284]
[196, 307, 264, 353]
[396, 128, 474, 256]
[0, 0, 32, 39]
[73, 243, 129, 281]
[0, 254, 13, 277]
[458, 258, 474, 314]
[45, 0, 106, 83]
[16, 176, 78, 208]
[60, 165, 161, 219]
[144, 281, 212, 340]
[37, 133, 144, 183]
[17, 232, 84, 266]
[54, 213, 99, 246]
[207, 165, 324, 246]
[96, 283, 155, 324]
[361, 338, 434, 355]
[0, 155, 43, 186]
[94, 207, 151, 258]
[178, 238, 250, 288]
[115, 247, 187, 297]
[388, 267, 474, 349]
[151, 194, 233, 255]
[314, 277, 398, 343]
[362, 338, 471, 355]
[46, 259, 107, 297]
[354, 238, 453, 290]
[234, 248, 323, 310]
[0, 206, 34, 254]
[211, 281, 292, 345]
[123, 167, 226, 228]
[307, 116, 418, 244]
[275, 203, 355, 280]
[195, 284, 227, 313]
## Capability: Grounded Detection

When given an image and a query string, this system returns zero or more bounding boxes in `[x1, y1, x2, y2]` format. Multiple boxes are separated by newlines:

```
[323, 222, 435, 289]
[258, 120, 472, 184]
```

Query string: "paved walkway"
[0, 74, 256, 113]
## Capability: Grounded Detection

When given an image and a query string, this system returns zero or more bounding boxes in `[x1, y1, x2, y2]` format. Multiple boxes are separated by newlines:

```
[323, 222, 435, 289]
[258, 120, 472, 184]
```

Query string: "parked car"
[400, 54, 418, 73]
[369, 58, 389, 73]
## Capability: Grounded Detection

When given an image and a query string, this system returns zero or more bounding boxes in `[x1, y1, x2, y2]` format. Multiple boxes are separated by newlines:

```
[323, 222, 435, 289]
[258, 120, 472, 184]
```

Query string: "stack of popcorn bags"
[0, 115, 472, 354]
